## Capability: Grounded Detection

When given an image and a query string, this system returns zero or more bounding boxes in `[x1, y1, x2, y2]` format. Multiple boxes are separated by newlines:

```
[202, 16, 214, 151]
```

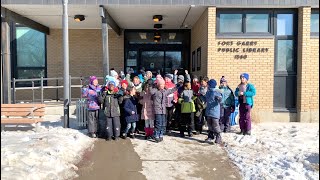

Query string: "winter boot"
[238, 129, 245, 135]
[214, 133, 222, 144]
[244, 130, 251, 135]
[144, 128, 149, 139]
[122, 133, 127, 139]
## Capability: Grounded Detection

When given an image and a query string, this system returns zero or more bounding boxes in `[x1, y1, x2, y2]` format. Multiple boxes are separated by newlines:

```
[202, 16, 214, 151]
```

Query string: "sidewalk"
[75, 132, 241, 180]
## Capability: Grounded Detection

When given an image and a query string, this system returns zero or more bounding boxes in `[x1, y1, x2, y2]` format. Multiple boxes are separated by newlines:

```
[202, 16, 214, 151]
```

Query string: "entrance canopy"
[1, 4, 207, 30]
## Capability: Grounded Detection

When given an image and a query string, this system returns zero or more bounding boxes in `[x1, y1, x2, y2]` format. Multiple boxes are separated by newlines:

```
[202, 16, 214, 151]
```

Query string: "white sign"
[127, 59, 137, 66]
[150, 63, 155, 68]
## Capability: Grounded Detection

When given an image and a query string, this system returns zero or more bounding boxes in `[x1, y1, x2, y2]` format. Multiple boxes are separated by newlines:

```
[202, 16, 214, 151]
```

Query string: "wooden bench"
[1, 104, 46, 132]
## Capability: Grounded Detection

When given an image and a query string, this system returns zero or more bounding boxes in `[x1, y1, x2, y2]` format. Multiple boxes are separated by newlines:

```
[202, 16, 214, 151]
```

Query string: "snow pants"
[106, 116, 121, 139]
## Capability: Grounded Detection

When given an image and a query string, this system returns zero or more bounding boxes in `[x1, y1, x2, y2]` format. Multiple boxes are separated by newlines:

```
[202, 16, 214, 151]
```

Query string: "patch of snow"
[223, 123, 319, 180]
[1, 115, 95, 180]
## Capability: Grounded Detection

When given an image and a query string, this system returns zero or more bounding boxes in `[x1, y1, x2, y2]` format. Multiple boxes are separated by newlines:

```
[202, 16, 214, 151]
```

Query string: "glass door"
[140, 51, 165, 75]
[165, 51, 182, 74]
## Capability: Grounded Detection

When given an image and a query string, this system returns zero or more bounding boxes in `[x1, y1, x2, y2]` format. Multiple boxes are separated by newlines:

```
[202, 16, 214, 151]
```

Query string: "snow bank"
[223, 123, 319, 180]
[1, 115, 95, 180]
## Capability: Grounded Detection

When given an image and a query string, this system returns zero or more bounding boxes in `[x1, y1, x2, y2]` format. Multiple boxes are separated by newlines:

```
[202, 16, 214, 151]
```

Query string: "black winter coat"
[123, 95, 139, 123]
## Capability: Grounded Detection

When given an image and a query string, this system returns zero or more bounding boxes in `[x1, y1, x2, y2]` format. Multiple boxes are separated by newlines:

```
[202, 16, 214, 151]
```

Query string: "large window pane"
[274, 76, 296, 109]
[246, 14, 269, 32]
[16, 27, 46, 67]
[165, 51, 182, 74]
[277, 14, 293, 35]
[276, 40, 294, 72]
[311, 13, 319, 33]
[219, 14, 242, 33]
[141, 51, 164, 74]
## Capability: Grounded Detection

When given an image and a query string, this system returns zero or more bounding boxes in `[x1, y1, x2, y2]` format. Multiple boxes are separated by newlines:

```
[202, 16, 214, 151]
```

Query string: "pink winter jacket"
[139, 91, 155, 120]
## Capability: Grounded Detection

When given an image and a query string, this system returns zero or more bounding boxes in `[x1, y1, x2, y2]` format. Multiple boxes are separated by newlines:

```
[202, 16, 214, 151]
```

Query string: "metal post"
[62, 0, 70, 128]
[12, 78, 16, 104]
[1, 16, 11, 104]
[40, 76, 44, 103]
[56, 79, 59, 101]
[101, 11, 109, 77]
[32, 81, 34, 103]
[80, 77, 83, 99]
[69, 75, 71, 102]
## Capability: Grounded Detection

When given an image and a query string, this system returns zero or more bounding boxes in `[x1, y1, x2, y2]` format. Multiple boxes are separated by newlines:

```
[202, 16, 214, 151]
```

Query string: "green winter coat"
[178, 97, 197, 113]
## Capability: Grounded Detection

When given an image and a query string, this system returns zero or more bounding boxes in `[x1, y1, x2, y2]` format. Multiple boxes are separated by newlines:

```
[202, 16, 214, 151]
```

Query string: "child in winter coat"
[204, 79, 223, 144]
[219, 76, 235, 133]
[139, 82, 156, 139]
[192, 75, 201, 96]
[82, 76, 102, 138]
[178, 82, 197, 137]
[164, 73, 178, 133]
[235, 73, 256, 135]
[194, 76, 209, 134]
[118, 80, 129, 135]
[149, 78, 177, 143]
[123, 86, 139, 139]
[98, 81, 122, 141]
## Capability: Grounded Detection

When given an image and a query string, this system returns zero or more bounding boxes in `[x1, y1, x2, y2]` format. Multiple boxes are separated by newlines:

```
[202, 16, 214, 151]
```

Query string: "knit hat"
[192, 75, 198, 81]
[178, 75, 184, 82]
[110, 70, 118, 77]
[105, 75, 116, 86]
[121, 80, 128, 86]
[157, 78, 165, 85]
[220, 76, 227, 83]
[165, 74, 174, 80]
[240, 73, 249, 81]
[107, 81, 116, 87]
[208, 79, 217, 88]
[89, 76, 97, 84]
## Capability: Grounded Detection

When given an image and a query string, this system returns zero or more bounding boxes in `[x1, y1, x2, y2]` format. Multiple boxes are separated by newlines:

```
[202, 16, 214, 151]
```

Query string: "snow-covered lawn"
[224, 123, 319, 180]
[1, 115, 95, 180]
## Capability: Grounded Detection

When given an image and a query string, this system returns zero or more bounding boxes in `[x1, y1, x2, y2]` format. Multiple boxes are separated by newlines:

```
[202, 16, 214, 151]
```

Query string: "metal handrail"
[11, 76, 104, 104]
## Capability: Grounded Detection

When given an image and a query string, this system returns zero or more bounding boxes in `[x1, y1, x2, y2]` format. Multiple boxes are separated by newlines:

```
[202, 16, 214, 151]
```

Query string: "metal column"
[1, 17, 11, 104]
[100, 6, 109, 77]
[62, 0, 70, 128]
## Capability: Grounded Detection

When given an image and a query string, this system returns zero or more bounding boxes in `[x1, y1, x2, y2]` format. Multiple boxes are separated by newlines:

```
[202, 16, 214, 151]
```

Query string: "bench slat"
[1, 108, 45, 112]
[1, 112, 45, 117]
[1, 104, 46, 108]
[1, 118, 43, 124]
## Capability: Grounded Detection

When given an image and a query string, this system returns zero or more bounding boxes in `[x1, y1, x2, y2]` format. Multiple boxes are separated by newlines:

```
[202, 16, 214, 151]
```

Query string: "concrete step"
[45, 105, 77, 115]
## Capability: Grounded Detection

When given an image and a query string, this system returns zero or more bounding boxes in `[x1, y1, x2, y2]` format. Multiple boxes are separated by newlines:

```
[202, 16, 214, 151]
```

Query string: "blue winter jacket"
[234, 83, 256, 107]
[219, 86, 235, 109]
[205, 88, 222, 119]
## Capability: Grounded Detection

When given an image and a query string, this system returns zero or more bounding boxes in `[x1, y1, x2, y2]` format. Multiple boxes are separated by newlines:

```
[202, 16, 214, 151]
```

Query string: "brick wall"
[297, 7, 319, 122]
[15, 29, 124, 102]
[191, 9, 208, 77]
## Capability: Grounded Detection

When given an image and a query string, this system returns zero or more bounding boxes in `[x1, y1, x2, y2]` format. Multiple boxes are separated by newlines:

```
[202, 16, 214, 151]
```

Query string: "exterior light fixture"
[153, 15, 163, 22]
[154, 32, 161, 38]
[154, 37, 160, 42]
[74, 15, 85, 22]
[154, 24, 162, 29]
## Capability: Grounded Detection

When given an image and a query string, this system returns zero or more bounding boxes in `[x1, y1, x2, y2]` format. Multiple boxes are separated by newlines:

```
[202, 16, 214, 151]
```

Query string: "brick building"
[1, 0, 319, 123]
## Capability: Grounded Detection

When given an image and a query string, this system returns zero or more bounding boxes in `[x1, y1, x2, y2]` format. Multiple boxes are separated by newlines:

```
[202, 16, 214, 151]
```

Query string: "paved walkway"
[75, 132, 241, 180]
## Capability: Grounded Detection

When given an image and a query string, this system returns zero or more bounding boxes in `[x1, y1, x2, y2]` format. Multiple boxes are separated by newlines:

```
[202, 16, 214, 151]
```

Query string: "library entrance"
[124, 30, 191, 75]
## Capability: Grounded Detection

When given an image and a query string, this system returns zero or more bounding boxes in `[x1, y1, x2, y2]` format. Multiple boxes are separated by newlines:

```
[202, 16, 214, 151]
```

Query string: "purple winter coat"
[82, 84, 101, 110]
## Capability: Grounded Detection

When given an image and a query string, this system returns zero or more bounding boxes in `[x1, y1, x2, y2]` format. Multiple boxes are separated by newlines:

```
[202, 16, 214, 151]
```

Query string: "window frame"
[217, 9, 273, 37]
[311, 9, 319, 37]
[273, 9, 298, 112]
[11, 23, 48, 87]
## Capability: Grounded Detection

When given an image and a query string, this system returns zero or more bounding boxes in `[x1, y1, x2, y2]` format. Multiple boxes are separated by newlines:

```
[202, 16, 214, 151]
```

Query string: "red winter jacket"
[165, 81, 178, 107]
[192, 83, 201, 96]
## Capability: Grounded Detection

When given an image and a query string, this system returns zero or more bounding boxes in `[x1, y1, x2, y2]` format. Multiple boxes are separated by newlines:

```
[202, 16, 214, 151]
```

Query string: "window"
[246, 14, 269, 33]
[274, 11, 297, 111]
[219, 14, 242, 33]
[217, 10, 271, 35]
[196, 47, 201, 71]
[13, 25, 47, 86]
[311, 9, 319, 36]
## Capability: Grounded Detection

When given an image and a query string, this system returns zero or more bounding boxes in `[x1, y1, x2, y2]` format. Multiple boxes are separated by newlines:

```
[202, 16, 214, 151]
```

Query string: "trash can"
[230, 98, 239, 126]
[76, 99, 88, 129]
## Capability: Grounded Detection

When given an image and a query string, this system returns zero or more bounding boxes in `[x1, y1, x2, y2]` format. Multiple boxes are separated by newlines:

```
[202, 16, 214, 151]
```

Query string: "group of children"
[82, 68, 256, 144]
